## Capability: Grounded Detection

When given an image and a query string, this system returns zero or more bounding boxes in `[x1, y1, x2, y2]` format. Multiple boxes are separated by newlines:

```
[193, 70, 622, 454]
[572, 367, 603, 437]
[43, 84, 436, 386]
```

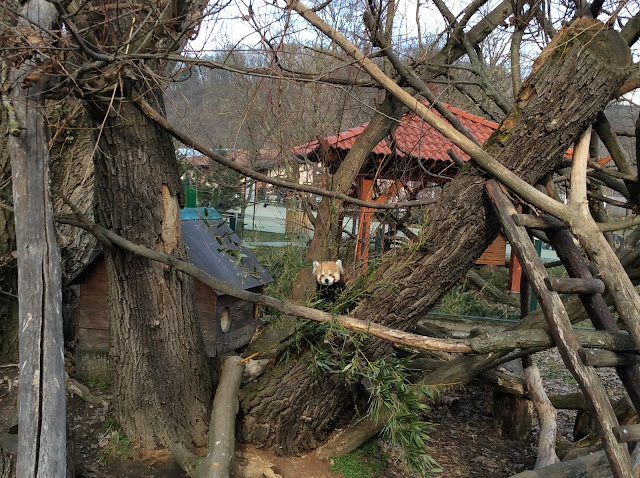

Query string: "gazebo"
[293, 102, 505, 267]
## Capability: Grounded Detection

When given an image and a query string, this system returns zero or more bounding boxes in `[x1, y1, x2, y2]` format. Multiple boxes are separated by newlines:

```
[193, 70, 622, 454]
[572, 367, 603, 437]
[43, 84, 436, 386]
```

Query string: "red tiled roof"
[292, 103, 499, 163]
[186, 149, 283, 170]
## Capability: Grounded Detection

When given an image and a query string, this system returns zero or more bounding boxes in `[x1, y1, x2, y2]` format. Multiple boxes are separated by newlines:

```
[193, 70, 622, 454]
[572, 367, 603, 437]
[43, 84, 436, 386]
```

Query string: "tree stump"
[493, 392, 533, 441]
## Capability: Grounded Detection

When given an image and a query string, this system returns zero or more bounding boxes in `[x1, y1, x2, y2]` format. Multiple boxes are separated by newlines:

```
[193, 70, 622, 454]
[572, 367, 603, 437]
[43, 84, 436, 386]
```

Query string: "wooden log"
[196, 355, 245, 478]
[512, 214, 566, 231]
[493, 393, 533, 441]
[173, 356, 246, 478]
[548, 392, 588, 410]
[466, 270, 519, 308]
[547, 223, 640, 416]
[486, 180, 633, 477]
[613, 425, 640, 444]
[579, 349, 640, 367]
[509, 450, 612, 478]
[468, 328, 638, 354]
[544, 277, 605, 295]
[525, 364, 559, 468]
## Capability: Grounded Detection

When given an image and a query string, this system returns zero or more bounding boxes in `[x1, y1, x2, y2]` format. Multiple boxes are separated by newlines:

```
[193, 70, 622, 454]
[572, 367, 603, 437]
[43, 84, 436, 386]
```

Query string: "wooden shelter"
[293, 102, 507, 267]
[73, 207, 272, 382]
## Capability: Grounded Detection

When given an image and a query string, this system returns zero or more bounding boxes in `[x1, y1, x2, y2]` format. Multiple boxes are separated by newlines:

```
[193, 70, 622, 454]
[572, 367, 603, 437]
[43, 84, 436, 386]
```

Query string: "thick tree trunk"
[89, 94, 212, 449]
[240, 19, 632, 455]
[49, 99, 97, 282]
[0, 112, 18, 366]
[304, 94, 404, 263]
[0, 0, 19, 367]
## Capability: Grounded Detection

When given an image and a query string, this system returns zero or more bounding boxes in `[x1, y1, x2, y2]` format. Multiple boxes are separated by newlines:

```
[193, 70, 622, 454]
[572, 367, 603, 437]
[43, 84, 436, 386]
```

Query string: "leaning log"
[239, 17, 633, 455]
[509, 450, 613, 478]
[173, 356, 246, 478]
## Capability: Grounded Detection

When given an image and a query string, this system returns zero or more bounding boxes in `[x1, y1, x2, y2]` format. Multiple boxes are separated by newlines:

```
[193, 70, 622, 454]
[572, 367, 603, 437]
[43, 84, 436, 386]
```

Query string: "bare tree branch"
[134, 93, 437, 210]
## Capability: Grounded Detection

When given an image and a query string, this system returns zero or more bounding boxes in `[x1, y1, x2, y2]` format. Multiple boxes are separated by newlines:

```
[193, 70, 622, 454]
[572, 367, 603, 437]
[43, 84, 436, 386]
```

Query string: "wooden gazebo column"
[355, 177, 374, 269]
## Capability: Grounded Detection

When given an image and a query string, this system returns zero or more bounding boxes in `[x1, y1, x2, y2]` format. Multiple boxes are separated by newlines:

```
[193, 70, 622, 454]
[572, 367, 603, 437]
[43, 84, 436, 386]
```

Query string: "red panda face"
[312, 260, 343, 286]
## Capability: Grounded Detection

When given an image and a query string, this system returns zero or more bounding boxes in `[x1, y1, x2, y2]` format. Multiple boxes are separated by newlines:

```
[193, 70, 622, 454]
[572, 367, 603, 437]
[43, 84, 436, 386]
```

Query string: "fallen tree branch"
[525, 364, 559, 469]
[172, 356, 246, 478]
[466, 270, 519, 308]
[56, 216, 472, 354]
[509, 449, 612, 477]
[510, 445, 640, 477]
[134, 95, 436, 211]
[65, 373, 108, 407]
[59, 214, 639, 357]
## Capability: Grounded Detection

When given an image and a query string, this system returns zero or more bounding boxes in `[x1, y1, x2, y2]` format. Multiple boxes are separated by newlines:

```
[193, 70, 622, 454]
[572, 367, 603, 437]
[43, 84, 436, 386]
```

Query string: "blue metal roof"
[182, 219, 273, 291]
[180, 207, 223, 221]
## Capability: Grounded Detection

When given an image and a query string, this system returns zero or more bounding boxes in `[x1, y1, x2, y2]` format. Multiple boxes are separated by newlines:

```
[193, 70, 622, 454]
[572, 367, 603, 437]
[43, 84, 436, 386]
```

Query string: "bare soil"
[0, 348, 624, 477]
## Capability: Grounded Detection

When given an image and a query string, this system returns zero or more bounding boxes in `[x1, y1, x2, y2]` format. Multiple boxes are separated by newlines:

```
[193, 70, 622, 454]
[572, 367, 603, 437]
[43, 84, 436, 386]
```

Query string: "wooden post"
[7, 2, 67, 476]
[486, 180, 634, 478]
[355, 178, 374, 269]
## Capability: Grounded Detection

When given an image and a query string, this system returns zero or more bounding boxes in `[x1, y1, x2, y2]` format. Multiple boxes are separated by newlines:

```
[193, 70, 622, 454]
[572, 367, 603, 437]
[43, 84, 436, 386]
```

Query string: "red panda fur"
[312, 260, 346, 305]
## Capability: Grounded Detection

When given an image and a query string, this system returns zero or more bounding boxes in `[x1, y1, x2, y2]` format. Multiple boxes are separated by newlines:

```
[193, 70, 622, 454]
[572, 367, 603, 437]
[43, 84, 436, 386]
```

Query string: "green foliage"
[433, 282, 518, 319]
[87, 380, 109, 390]
[367, 359, 441, 477]
[97, 418, 131, 463]
[331, 440, 386, 478]
[252, 244, 307, 298]
[177, 148, 244, 212]
[285, 318, 440, 477]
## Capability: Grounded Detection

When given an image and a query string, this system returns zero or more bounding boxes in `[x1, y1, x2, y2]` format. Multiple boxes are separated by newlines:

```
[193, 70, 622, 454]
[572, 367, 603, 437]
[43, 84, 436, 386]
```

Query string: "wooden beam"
[613, 425, 640, 444]
[579, 349, 640, 367]
[512, 214, 566, 231]
[486, 180, 633, 477]
[544, 277, 605, 295]
[355, 178, 374, 269]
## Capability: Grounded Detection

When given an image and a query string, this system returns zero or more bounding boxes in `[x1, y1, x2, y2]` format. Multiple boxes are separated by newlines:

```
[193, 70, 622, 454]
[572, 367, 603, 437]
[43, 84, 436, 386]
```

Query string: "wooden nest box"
[73, 207, 272, 382]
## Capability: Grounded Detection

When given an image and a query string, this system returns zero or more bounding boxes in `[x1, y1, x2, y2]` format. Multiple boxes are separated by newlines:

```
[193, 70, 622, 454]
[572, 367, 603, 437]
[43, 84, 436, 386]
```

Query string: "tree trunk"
[0, 126, 18, 366]
[89, 93, 212, 449]
[239, 19, 632, 455]
[303, 94, 405, 263]
[0, 0, 19, 367]
[49, 99, 97, 282]
[8, 1, 67, 475]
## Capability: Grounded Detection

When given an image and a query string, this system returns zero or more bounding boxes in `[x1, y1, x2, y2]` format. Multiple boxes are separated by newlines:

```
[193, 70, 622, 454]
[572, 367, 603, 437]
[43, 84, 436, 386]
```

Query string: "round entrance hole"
[220, 307, 230, 332]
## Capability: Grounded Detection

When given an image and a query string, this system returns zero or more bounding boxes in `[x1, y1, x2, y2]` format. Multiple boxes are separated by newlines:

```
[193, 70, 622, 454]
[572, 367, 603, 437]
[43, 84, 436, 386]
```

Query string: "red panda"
[313, 260, 346, 305]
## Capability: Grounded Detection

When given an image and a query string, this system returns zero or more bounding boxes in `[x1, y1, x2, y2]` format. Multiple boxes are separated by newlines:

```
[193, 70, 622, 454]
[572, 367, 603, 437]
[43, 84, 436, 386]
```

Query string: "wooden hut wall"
[193, 279, 218, 356]
[214, 293, 258, 356]
[77, 260, 109, 351]
[476, 235, 507, 266]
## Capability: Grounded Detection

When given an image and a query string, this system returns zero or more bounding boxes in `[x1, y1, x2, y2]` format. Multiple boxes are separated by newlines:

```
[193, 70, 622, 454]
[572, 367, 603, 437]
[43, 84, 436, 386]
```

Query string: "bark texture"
[7, 1, 67, 475]
[0, 0, 18, 366]
[49, 100, 97, 282]
[0, 130, 18, 366]
[89, 94, 212, 448]
[239, 19, 632, 455]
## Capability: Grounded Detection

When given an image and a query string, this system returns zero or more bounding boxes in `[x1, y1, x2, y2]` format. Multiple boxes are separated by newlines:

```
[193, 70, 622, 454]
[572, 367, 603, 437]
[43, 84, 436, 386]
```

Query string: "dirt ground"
[0, 348, 625, 478]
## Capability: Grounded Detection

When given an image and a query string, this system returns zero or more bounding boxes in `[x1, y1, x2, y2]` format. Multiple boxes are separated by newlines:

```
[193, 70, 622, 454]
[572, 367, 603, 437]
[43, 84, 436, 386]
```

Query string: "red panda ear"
[336, 259, 343, 273]
[312, 261, 320, 273]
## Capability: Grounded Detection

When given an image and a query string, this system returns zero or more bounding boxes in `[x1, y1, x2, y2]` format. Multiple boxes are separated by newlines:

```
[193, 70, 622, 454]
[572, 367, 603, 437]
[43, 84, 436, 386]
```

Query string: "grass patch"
[242, 229, 308, 243]
[252, 244, 307, 298]
[97, 418, 131, 463]
[433, 282, 518, 320]
[331, 440, 385, 478]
